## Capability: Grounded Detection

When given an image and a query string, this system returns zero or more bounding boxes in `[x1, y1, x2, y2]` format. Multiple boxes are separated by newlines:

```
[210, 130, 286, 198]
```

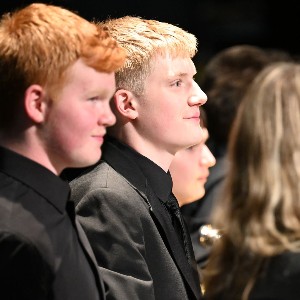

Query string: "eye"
[88, 96, 99, 102]
[187, 144, 196, 151]
[187, 143, 204, 152]
[171, 79, 182, 87]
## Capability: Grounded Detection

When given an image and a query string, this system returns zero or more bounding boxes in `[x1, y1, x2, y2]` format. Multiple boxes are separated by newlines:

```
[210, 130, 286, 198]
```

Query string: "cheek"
[172, 161, 192, 186]
[46, 119, 75, 150]
[59, 104, 97, 131]
[46, 109, 88, 147]
[151, 95, 178, 120]
[181, 153, 198, 173]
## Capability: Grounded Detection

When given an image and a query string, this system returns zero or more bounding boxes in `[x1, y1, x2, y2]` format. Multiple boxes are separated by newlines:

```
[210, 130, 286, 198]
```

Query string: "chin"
[198, 191, 205, 200]
[75, 156, 100, 168]
[182, 197, 201, 206]
[193, 190, 205, 202]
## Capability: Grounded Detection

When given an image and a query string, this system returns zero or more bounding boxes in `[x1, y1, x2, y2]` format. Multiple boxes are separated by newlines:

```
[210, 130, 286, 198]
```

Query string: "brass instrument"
[199, 224, 222, 247]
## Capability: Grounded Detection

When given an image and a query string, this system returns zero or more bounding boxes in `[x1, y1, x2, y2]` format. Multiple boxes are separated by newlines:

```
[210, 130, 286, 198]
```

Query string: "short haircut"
[100, 16, 197, 96]
[0, 3, 126, 130]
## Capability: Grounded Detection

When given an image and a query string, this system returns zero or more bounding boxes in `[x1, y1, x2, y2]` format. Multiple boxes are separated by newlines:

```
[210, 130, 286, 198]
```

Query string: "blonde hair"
[0, 3, 126, 130]
[100, 16, 197, 96]
[204, 62, 300, 299]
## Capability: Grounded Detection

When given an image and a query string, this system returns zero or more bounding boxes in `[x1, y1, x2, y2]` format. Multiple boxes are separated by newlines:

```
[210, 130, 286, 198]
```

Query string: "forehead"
[150, 53, 196, 77]
[57, 59, 116, 97]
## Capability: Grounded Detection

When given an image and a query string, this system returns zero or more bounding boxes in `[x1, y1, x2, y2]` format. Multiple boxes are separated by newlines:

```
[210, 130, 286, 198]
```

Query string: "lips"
[92, 132, 106, 144]
[184, 116, 200, 121]
[199, 171, 209, 180]
[198, 176, 207, 180]
[184, 110, 200, 119]
[92, 130, 106, 138]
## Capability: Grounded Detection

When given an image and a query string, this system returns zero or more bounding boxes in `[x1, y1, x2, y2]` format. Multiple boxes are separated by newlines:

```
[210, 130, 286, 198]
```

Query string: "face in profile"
[169, 126, 215, 206]
[135, 53, 207, 154]
[41, 59, 116, 173]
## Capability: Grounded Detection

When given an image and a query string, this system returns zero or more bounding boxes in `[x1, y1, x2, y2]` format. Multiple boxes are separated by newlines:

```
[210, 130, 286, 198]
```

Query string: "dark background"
[1, 0, 299, 74]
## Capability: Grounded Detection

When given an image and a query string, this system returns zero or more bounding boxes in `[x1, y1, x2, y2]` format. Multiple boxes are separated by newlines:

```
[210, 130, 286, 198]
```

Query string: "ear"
[113, 89, 138, 120]
[24, 84, 48, 123]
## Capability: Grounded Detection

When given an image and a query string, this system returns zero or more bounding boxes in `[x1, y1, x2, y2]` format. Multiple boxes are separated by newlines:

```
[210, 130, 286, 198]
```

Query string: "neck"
[0, 129, 59, 175]
[109, 132, 174, 172]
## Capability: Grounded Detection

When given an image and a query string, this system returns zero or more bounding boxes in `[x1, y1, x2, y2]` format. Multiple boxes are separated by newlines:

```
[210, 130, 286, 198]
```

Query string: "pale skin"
[169, 126, 216, 206]
[112, 53, 207, 171]
[1, 59, 116, 175]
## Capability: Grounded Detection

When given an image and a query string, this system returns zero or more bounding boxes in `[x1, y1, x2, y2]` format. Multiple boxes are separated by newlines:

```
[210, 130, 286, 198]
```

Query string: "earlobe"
[114, 89, 138, 120]
[24, 85, 47, 123]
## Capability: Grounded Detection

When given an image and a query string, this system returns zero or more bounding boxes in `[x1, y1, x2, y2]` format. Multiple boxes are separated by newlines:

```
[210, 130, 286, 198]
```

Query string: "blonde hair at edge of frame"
[222, 62, 300, 256]
[203, 61, 300, 300]
[99, 16, 198, 97]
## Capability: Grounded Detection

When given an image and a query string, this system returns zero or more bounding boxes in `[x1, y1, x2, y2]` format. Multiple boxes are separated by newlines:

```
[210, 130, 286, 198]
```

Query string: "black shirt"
[118, 138, 173, 206]
[0, 146, 104, 300]
[107, 137, 186, 247]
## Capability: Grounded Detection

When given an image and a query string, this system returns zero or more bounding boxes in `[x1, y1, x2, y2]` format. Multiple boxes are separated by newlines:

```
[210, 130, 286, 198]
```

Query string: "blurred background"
[1, 0, 299, 78]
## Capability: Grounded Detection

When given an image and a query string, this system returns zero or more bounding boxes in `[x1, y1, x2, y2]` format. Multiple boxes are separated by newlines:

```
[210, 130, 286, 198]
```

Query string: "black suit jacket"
[70, 138, 202, 300]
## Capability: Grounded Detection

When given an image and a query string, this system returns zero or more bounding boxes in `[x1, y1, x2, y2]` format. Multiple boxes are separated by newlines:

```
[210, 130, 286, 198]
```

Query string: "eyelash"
[171, 80, 182, 87]
[187, 144, 205, 152]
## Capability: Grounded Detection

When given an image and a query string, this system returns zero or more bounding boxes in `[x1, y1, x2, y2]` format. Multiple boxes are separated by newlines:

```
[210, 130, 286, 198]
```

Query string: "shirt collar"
[106, 136, 172, 202]
[0, 146, 70, 214]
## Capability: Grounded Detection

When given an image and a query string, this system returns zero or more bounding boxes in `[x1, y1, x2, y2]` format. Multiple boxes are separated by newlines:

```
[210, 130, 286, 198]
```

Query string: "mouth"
[185, 117, 200, 124]
[92, 134, 105, 143]
[198, 177, 207, 183]
[184, 111, 201, 121]
[198, 172, 209, 182]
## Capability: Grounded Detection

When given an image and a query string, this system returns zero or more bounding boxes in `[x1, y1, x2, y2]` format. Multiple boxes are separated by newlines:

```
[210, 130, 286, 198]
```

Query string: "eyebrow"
[178, 71, 197, 77]
[168, 69, 196, 80]
[177, 72, 188, 77]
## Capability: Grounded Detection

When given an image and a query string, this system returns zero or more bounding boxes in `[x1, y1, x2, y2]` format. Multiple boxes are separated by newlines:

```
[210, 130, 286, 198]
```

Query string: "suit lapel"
[102, 139, 200, 299]
[75, 218, 107, 297]
[145, 186, 201, 299]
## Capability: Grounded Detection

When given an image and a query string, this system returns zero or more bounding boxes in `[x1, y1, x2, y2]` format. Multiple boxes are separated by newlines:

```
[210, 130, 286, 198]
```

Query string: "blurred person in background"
[204, 61, 300, 300]
[181, 45, 293, 268]
[170, 108, 215, 207]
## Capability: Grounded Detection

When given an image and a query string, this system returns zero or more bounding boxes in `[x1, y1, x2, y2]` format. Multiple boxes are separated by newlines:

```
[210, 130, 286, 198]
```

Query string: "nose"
[188, 81, 207, 106]
[98, 102, 116, 127]
[200, 145, 216, 167]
